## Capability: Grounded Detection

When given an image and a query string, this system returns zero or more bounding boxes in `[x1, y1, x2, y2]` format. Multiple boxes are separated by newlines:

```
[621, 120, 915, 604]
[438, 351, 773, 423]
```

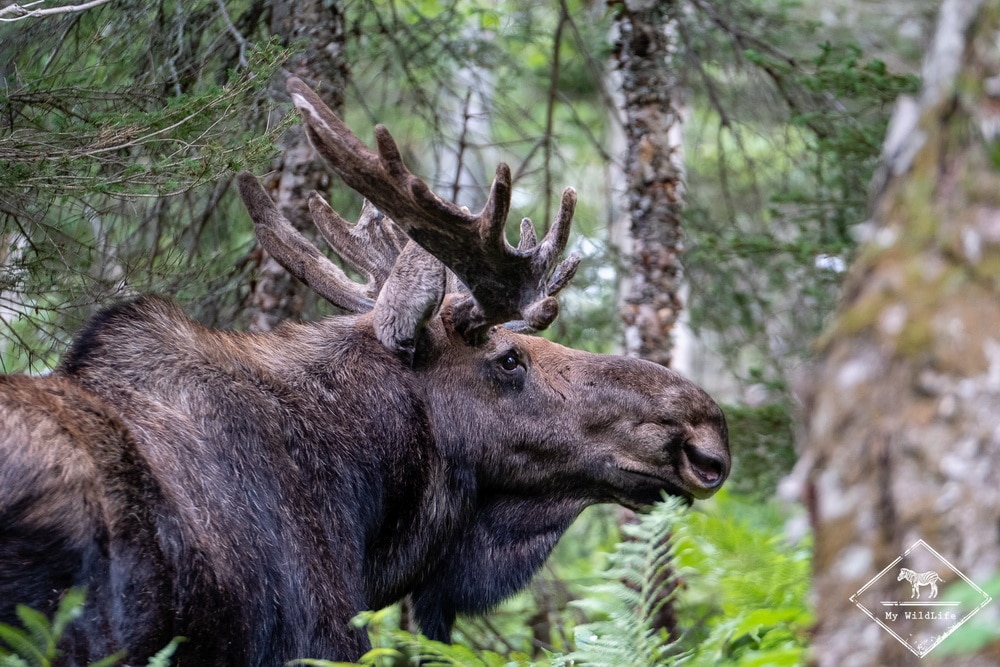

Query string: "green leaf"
[0, 655, 32, 667]
[50, 589, 85, 642]
[13, 607, 53, 658]
[0, 625, 46, 666]
[143, 637, 184, 667]
[87, 651, 126, 667]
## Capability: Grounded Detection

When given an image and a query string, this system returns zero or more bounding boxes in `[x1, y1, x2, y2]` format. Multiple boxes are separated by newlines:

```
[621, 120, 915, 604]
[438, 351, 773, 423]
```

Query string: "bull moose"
[0, 78, 730, 665]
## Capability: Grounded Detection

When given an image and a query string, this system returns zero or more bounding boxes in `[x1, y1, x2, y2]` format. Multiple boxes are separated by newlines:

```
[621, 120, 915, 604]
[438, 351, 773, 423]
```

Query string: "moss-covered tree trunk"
[801, 1, 1000, 664]
[614, 0, 685, 368]
[248, 0, 349, 331]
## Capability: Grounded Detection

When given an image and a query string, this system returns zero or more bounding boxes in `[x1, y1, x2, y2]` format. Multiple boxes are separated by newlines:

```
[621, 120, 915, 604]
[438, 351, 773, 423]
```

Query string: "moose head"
[240, 78, 729, 503]
[0, 77, 729, 665]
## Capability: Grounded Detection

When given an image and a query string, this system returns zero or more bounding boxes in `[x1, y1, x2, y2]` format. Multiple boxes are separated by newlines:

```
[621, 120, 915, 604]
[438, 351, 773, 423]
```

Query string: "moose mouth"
[615, 467, 695, 508]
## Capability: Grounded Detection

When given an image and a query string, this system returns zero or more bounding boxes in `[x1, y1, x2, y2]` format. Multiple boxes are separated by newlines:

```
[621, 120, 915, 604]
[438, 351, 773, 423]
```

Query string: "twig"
[0, 0, 113, 22]
[214, 0, 249, 68]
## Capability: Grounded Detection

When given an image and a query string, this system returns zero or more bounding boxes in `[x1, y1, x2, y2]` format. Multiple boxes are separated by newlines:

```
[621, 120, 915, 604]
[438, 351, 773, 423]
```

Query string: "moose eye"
[499, 351, 521, 372]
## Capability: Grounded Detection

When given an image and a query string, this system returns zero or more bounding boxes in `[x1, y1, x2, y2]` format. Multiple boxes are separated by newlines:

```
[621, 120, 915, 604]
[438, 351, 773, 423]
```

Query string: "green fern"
[555, 496, 689, 667]
[551, 491, 811, 667]
[0, 590, 181, 667]
[670, 491, 811, 666]
[0, 589, 100, 667]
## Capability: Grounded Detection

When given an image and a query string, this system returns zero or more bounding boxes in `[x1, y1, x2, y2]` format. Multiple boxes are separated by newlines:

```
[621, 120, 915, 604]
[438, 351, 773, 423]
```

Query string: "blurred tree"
[612, 0, 684, 368]
[245, 0, 349, 331]
[800, 0, 1000, 664]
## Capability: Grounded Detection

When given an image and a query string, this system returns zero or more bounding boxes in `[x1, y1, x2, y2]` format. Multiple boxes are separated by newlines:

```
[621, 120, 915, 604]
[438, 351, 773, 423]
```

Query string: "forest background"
[3, 0, 997, 665]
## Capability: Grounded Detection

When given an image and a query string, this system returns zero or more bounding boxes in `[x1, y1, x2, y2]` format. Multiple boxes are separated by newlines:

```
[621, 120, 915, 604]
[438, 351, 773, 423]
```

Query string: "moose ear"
[373, 241, 446, 366]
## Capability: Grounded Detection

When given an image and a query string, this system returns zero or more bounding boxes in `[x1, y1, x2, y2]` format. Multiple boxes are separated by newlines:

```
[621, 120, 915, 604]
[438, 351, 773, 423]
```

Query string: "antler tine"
[289, 78, 480, 232]
[517, 218, 538, 251]
[286, 76, 580, 339]
[507, 189, 582, 334]
[535, 188, 577, 276]
[308, 195, 407, 289]
[237, 173, 376, 313]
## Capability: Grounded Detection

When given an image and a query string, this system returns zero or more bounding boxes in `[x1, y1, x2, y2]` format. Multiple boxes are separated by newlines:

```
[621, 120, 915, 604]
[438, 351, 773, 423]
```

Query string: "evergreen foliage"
[722, 403, 796, 499]
[682, 26, 921, 393]
[0, 1, 288, 371]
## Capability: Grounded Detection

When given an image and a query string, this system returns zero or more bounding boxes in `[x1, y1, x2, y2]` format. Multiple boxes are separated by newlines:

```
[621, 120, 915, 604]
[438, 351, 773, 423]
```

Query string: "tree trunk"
[611, 0, 686, 640]
[614, 0, 685, 368]
[247, 0, 349, 331]
[799, 1, 1000, 664]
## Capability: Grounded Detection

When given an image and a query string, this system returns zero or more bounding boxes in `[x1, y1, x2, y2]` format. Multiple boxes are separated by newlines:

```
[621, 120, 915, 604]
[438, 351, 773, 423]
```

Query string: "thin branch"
[0, 0, 113, 22]
[214, 0, 249, 68]
[542, 0, 570, 229]
[450, 89, 473, 202]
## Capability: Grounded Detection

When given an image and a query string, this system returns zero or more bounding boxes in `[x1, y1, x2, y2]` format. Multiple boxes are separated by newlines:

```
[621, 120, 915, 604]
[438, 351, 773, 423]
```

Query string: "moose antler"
[239, 172, 446, 361]
[284, 77, 580, 340]
[237, 174, 379, 313]
[237, 175, 418, 308]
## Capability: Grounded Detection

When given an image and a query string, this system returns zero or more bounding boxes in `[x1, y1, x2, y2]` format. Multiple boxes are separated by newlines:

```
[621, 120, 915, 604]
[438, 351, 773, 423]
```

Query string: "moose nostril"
[683, 443, 726, 488]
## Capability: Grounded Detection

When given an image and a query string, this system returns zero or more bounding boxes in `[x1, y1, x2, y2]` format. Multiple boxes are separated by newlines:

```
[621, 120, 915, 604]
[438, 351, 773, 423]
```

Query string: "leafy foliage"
[671, 492, 811, 666]
[559, 497, 690, 667]
[934, 573, 1000, 658]
[554, 492, 810, 667]
[0, 589, 183, 667]
[0, 589, 93, 667]
[722, 403, 796, 499]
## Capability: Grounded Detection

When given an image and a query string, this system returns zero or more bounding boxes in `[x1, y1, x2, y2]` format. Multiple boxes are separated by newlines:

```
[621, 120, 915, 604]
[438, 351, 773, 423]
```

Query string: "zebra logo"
[897, 567, 944, 599]
[850, 539, 992, 658]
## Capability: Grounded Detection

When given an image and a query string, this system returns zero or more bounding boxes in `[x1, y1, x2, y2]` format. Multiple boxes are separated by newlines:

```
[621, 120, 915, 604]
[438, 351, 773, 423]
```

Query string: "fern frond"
[563, 494, 689, 666]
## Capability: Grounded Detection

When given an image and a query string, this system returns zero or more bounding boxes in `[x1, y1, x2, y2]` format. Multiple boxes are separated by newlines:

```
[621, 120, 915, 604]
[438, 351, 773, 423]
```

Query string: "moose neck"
[235, 312, 483, 606]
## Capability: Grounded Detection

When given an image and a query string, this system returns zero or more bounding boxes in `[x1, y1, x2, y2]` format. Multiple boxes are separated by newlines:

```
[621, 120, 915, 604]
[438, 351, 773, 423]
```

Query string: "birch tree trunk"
[799, 1, 1000, 664]
[614, 0, 685, 368]
[611, 0, 686, 638]
[247, 0, 349, 331]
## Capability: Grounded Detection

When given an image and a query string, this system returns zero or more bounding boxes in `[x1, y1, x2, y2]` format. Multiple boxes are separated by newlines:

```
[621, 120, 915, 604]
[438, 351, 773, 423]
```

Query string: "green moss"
[897, 176, 939, 247]
[985, 140, 1000, 171]
[895, 317, 933, 357]
[837, 287, 890, 338]
[975, 253, 1000, 284]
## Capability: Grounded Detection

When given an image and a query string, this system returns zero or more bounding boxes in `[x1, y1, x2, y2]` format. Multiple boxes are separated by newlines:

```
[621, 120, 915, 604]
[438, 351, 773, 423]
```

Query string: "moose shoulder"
[0, 78, 729, 665]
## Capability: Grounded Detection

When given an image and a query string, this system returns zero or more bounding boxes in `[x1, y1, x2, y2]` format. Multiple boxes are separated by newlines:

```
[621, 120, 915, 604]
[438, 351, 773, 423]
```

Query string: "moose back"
[0, 78, 730, 665]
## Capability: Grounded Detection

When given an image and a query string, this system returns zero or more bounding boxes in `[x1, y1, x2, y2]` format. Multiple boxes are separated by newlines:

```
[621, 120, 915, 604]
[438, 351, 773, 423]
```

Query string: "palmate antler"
[239, 77, 580, 349]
